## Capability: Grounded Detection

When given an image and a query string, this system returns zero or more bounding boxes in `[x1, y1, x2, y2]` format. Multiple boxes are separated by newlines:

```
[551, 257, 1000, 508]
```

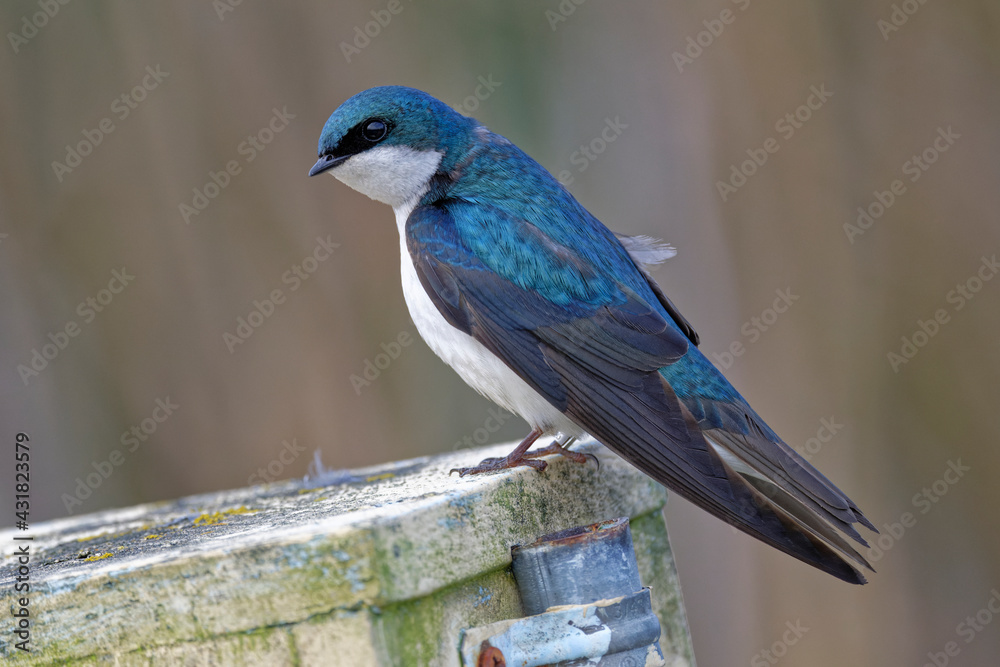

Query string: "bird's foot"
[523, 437, 599, 469]
[450, 454, 548, 477]
[450, 434, 598, 477]
[450, 426, 551, 477]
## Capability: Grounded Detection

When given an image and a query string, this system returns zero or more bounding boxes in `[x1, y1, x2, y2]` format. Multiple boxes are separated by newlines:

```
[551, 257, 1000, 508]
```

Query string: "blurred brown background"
[2, 1, 999, 664]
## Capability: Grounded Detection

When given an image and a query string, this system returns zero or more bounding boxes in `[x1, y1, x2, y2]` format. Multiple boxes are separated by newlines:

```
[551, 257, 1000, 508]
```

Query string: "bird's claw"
[581, 451, 601, 470]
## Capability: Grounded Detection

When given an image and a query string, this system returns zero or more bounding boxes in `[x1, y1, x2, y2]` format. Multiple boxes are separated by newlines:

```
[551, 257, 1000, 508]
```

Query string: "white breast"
[393, 198, 582, 438]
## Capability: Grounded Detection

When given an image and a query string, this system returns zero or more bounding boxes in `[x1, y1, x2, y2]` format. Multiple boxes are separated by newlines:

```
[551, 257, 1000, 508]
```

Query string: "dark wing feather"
[682, 393, 878, 541]
[634, 260, 701, 346]
[407, 203, 869, 584]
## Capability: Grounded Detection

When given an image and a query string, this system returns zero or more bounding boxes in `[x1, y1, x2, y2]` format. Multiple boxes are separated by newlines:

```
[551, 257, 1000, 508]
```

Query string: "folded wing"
[407, 201, 874, 583]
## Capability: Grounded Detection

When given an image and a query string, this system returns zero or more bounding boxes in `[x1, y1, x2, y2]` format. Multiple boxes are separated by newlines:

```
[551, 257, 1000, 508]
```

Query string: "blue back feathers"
[322, 85, 754, 414]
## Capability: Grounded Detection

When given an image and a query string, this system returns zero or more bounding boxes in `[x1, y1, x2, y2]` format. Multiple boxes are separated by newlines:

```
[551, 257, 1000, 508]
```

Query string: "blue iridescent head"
[309, 86, 480, 206]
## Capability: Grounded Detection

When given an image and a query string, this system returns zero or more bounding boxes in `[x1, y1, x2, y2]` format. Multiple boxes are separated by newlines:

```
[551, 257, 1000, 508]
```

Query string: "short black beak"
[308, 153, 350, 177]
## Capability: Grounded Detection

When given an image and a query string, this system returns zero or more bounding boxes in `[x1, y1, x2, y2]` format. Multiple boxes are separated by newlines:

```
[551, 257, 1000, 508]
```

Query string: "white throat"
[329, 145, 443, 208]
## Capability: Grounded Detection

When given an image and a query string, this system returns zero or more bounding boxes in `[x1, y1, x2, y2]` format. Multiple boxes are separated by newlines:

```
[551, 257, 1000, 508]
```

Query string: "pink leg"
[523, 436, 598, 468]
[450, 427, 547, 476]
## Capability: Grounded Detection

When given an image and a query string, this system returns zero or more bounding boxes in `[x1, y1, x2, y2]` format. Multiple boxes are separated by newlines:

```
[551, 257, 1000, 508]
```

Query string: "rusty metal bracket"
[459, 517, 666, 667]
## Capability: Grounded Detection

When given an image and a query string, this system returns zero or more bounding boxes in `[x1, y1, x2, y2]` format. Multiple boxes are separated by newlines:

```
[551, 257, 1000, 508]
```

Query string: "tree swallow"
[310, 86, 876, 584]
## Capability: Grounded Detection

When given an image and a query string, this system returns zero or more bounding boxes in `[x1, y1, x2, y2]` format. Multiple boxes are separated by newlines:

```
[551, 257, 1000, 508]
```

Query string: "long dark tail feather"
[734, 472, 874, 573]
[542, 345, 872, 584]
[649, 407, 869, 584]
[613, 412, 868, 584]
[694, 404, 878, 539]
[667, 403, 870, 584]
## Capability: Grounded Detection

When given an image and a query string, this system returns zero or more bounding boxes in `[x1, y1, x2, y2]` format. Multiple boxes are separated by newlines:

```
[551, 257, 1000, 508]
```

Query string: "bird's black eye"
[361, 118, 388, 142]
